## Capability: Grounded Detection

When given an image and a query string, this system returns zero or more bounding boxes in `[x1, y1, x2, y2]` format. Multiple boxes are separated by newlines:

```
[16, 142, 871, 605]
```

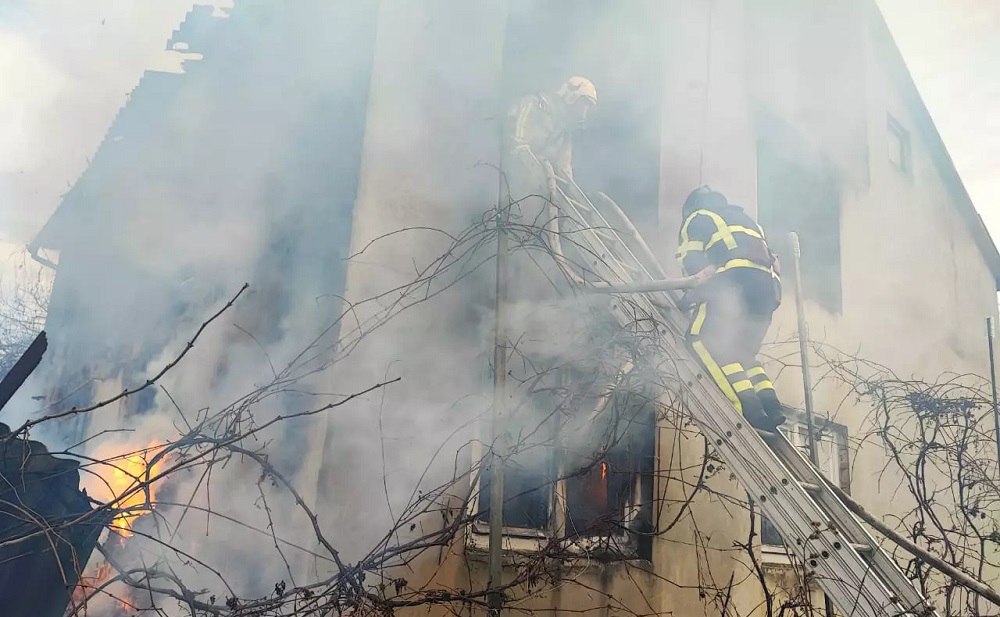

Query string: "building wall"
[28, 0, 999, 614]
[747, 0, 1000, 606]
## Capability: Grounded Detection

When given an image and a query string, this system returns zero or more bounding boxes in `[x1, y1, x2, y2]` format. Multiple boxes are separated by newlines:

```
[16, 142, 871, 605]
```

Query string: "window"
[756, 110, 843, 314]
[887, 114, 911, 175]
[760, 416, 850, 551]
[467, 368, 656, 561]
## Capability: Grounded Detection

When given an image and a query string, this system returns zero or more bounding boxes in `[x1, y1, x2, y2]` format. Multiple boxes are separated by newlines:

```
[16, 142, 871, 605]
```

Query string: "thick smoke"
[5, 0, 1000, 614]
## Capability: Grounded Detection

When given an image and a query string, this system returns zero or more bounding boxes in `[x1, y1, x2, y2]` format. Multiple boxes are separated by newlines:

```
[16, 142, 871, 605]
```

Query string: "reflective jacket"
[506, 93, 574, 180]
[676, 203, 779, 281]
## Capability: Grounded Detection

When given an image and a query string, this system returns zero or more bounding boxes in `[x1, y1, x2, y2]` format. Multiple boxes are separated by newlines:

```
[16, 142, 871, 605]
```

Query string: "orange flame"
[601, 460, 607, 480]
[107, 442, 164, 536]
[70, 560, 114, 607]
[83, 441, 166, 537]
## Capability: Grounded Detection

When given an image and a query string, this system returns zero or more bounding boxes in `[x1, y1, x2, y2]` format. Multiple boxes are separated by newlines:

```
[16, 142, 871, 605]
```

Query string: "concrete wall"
[309, 0, 509, 567]
[747, 0, 1000, 608]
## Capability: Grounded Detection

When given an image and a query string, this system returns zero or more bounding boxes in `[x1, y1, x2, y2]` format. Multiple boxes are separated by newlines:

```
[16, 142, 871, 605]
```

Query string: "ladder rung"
[799, 481, 822, 493]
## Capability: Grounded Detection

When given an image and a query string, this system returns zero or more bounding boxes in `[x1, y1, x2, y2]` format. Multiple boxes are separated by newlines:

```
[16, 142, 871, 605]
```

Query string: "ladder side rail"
[553, 175, 669, 280]
[556, 225, 909, 616]
[646, 343, 910, 617]
[512, 147, 664, 288]
[763, 431, 937, 616]
[510, 149, 925, 616]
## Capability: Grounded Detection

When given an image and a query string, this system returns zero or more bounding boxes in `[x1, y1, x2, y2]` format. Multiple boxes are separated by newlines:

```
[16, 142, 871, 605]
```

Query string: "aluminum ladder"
[511, 146, 938, 617]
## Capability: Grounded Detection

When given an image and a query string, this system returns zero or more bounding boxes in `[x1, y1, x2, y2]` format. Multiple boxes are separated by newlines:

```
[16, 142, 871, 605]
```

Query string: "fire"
[83, 441, 166, 537]
[106, 442, 164, 536]
[69, 533, 130, 613]
[70, 560, 113, 607]
[601, 460, 607, 480]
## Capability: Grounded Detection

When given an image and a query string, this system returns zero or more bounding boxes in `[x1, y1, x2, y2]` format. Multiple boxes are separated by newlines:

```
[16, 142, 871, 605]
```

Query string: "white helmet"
[557, 76, 597, 106]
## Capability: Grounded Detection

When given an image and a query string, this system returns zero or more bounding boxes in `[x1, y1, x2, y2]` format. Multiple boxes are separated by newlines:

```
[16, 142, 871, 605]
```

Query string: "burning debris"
[69, 440, 168, 613]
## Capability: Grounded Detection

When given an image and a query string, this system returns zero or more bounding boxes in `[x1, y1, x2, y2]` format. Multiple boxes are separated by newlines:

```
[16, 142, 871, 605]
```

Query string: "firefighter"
[676, 186, 786, 431]
[506, 76, 598, 183]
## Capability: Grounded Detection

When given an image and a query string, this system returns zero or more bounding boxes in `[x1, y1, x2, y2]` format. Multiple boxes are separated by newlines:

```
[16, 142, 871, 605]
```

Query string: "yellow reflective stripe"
[691, 340, 742, 412]
[747, 366, 767, 378]
[730, 225, 763, 238]
[696, 210, 737, 250]
[513, 100, 533, 143]
[707, 224, 762, 250]
[716, 259, 773, 275]
[753, 380, 775, 393]
[722, 363, 744, 376]
[732, 379, 754, 393]
[677, 240, 705, 256]
[690, 303, 709, 336]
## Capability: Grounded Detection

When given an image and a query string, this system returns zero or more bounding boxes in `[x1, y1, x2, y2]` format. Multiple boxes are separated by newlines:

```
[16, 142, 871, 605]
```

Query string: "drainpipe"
[987, 318, 1000, 472]
[488, 12, 513, 605]
[487, 178, 509, 617]
[789, 233, 819, 462]
[788, 232, 833, 617]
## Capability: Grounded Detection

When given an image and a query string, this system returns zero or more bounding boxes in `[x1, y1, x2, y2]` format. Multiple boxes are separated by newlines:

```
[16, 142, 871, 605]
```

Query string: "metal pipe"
[487, 206, 508, 617]
[789, 232, 832, 617]
[987, 318, 1000, 472]
[487, 54, 512, 614]
[789, 232, 818, 465]
[587, 276, 698, 294]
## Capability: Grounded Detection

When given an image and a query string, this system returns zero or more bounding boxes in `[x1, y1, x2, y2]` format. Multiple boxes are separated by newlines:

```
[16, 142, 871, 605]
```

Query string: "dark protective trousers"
[683, 267, 782, 423]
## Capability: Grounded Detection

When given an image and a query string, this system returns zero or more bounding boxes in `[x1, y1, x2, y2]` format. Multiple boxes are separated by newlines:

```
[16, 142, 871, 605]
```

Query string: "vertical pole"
[487, 204, 509, 617]
[788, 232, 834, 617]
[987, 318, 1000, 471]
[789, 232, 818, 465]
[487, 68, 512, 617]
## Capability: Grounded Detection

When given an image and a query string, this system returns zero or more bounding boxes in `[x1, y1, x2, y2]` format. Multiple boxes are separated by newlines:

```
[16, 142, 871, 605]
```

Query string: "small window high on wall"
[887, 114, 911, 175]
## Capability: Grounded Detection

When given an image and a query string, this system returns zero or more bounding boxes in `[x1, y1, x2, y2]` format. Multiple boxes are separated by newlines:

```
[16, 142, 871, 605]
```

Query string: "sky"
[0, 1, 996, 249]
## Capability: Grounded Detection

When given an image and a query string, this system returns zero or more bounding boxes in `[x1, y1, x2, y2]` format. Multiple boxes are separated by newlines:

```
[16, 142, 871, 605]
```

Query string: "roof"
[864, 0, 1000, 290]
[29, 3, 224, 254]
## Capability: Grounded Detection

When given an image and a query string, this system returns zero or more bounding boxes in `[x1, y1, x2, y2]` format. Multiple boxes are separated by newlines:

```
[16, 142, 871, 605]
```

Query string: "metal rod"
[788, 232, 818, 465]
[487, 108, 512, 617]
[988, 318, 1000, 472]
[789, 232, 834, 617]
[587, 276, 697, 293]
[487, 217, 508, 617]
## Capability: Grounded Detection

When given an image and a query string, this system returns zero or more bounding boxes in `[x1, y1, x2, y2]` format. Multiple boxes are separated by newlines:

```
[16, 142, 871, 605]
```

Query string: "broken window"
[760, 417, 850, 550]
[472, 363, 656, 560]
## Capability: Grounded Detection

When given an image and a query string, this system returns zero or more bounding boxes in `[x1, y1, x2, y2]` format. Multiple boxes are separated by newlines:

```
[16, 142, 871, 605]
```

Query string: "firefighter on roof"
[506, 76, 597, 183]
[676, 187, 786, 431]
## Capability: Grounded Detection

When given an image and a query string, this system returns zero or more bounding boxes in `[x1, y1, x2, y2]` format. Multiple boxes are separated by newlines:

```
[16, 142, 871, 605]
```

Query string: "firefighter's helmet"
[682, 186, 728, 215]
[557, 76, 598, 106]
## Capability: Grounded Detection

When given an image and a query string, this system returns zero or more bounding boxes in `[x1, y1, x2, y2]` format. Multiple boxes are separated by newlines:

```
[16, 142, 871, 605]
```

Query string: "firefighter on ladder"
[676, 187, 786, 431]
[506, 75, 598, 183]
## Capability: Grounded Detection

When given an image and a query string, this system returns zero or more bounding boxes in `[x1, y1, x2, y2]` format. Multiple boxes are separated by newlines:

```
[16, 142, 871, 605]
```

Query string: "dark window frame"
[760, 415, 850, 553]
[469, 365, 657, 561]
[887, 113, 912, 176]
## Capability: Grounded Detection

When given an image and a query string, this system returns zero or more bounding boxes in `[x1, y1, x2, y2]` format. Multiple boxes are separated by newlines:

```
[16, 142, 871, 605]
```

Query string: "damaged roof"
[30, 3, 225, 254]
